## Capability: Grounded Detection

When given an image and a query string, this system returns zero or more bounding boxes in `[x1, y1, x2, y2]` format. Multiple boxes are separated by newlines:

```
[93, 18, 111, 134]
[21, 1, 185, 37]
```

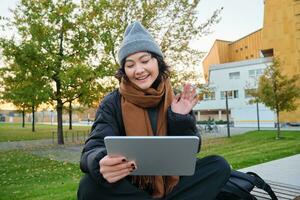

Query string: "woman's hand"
[99, 155, 137, 183]
[171, 83, 199, 115]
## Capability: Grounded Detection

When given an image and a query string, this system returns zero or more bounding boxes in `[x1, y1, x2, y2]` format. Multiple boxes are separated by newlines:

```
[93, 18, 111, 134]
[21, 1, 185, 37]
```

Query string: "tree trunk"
[225, 91, 230, 138]
[56, 17, 65, 145]
[276, 109, 280, 139]
[57, 99, 64, 144]
[32, 105, 35, 132]
[256, 101, 260, 131]
[69, 101, 72, 130]
[22, 109, 25, 128]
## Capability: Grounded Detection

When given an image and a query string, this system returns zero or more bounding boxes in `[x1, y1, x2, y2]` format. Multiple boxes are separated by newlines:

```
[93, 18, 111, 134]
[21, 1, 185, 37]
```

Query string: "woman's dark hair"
[114, 52, 171, 85]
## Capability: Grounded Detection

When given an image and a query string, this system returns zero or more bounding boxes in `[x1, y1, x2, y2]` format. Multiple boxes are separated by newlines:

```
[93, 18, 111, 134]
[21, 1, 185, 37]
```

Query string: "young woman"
[77, 21, 230, 200]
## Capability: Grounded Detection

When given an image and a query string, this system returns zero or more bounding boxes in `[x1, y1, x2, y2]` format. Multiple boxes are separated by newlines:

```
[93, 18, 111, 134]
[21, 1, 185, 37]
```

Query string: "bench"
[252, 180, 300, 200]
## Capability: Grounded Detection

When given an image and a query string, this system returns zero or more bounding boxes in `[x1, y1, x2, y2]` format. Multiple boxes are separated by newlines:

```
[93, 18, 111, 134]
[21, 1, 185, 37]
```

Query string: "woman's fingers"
[173, 93, 181, 103]
[105, 168, 132, 183]
[99, 155, 137, 183]
[101, 160, 136, 174]
[191, 95, 199, 107]
[190, 86, 196, 101]
[101, 161, 137, 183]
[180, 84, 186, 100]
[99, 155, 126, 167]
[181, 83, 197, 101]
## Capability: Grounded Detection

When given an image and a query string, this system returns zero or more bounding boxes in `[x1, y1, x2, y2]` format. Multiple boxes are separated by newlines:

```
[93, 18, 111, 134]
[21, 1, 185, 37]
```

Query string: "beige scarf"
[119, 77, 179, 198]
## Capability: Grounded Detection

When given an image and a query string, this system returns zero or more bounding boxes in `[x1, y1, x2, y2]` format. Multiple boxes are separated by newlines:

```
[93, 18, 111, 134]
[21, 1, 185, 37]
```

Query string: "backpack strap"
[226, 179, 257, 200]
[246, 172, 278, 200]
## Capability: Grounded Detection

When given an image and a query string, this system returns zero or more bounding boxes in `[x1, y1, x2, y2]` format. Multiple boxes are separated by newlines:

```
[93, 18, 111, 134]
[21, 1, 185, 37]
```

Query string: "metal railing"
[51, 130, 90, 144]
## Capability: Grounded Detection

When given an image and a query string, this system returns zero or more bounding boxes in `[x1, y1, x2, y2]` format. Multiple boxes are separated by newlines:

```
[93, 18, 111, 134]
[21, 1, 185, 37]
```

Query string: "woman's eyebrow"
[125, 53, 151, 63]
[139, 53, 151, 59]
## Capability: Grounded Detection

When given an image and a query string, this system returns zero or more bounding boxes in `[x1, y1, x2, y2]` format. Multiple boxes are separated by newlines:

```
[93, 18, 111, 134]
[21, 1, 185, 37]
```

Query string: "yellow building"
[202, 0, 300, 123]
[261, 0, 300, 122]
[203, 30, 262, 80]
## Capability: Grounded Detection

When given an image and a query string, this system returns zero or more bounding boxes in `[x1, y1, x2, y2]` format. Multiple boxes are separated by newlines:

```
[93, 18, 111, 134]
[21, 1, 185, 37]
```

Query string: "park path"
[0, 138, 84, 164]
[0, 126, 299, 165]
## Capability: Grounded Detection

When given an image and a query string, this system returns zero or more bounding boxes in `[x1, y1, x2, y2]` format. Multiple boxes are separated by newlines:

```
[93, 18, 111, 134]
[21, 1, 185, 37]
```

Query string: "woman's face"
[124, 52, 159, 90]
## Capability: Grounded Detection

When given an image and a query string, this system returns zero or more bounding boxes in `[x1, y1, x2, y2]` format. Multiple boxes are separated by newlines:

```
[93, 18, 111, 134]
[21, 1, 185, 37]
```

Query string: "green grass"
[0, 150, 82, 200]
[199, 130, 300, 169]
[0, 130, 299, 199]
[0, 123, 91, 142]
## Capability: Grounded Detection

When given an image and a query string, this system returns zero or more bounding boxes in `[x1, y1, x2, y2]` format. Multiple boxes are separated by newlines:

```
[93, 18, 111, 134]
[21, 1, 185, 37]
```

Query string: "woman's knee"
[77, 175, 100, 200]
[197, 155, 231, 178]
[209, 155, 231, 178]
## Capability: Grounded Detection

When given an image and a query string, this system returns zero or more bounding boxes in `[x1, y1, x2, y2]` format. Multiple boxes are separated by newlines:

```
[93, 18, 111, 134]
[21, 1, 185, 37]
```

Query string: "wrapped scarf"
[119, 77, 179, 198]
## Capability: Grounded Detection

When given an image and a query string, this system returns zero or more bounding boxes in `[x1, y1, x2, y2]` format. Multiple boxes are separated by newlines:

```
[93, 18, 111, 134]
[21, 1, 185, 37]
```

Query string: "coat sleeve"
[167, 107, 201, 152]
[80, 91, 122, 186]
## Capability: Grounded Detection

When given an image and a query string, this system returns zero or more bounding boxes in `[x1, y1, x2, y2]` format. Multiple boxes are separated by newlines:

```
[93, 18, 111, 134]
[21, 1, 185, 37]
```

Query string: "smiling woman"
[77, 21, 231, 200]
[123, 52, 159, 90]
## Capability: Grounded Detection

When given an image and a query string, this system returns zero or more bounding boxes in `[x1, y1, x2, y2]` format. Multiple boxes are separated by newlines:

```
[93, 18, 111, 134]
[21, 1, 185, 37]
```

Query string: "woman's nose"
[135, 65, 145, 75]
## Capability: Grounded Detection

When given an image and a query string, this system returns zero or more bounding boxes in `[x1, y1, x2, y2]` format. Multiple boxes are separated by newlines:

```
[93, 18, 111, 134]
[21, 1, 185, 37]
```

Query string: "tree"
[0, 41, 51, 132]
[251, 58, 300, 139]
[245, 80, 261, 131]
[1, 0, 104, 144]
[85, 0, 222, 84]
[61, 64, 102, 130]
[1, 0, 221, 144]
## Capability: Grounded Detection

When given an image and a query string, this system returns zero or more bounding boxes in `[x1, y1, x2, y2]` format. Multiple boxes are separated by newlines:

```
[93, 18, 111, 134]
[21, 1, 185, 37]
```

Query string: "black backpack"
[216, 170, 278, 200]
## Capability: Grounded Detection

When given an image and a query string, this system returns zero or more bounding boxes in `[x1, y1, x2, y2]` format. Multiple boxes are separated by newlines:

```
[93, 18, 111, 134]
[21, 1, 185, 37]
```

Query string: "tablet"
[104, 136, 199, 176]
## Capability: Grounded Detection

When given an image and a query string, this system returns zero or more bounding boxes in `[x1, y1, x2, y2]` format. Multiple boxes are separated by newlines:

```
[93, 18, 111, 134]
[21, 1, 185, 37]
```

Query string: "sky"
[0, 0, 264, 50]
[194, 0, 264, 52]
[0, 0, 264, 70]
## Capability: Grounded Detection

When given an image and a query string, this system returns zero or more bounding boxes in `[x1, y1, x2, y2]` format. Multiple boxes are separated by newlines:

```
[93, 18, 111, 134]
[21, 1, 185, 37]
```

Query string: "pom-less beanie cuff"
[117, 21, 163, 64]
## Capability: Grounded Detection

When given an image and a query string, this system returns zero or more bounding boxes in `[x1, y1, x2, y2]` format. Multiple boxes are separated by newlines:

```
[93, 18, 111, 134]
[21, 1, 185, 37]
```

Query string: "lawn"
[199, 130, 300, 169]
[0, 130, 299, 199]
[0, 123, 91, 142]
[0, 150, 82, 200]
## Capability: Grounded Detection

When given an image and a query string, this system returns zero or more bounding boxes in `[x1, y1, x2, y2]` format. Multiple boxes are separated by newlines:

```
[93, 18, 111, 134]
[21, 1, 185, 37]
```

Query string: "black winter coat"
[79, 89, 201, 186]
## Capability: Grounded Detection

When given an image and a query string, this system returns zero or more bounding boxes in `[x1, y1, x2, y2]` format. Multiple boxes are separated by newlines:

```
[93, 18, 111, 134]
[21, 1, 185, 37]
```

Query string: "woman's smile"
[124, 52, 159, 90]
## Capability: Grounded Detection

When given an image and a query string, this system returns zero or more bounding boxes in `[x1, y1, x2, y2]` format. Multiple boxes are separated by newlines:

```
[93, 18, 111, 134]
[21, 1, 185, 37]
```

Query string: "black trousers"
[77, 155, 231, 200]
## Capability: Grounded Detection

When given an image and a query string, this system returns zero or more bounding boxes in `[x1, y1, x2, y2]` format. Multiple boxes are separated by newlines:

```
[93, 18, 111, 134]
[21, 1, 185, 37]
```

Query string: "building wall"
[201, 0, 300, 123]
[229, 29, 262, 62]
[195, 57, 275, 127]
[202, 40, 231, 81]
[262, 0, 300, 122]
[202, 31, 262, 82]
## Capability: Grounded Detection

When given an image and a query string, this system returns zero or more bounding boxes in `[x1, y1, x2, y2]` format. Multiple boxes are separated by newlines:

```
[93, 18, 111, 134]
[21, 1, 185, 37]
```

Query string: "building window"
[245, 89, 256, 98]
[240, 47, 243, 51]
[256, 68, 264, 76]
[229, 72, 240, 79]
[249, 69, 255, 77]
[251, 54, 254, 57]
[204, 92, 216, 100]
[236, 49, 238, 53]
[234, 90, 239, 98]
[249, 68, 264, 77]
[245, 56, 249, 59]
[245, 45, 248, 49]
[220, 90, 239, 100]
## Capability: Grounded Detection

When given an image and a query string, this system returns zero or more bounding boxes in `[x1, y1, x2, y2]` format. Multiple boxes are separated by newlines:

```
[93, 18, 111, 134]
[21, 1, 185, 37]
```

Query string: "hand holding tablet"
[104, 136, 199, 176]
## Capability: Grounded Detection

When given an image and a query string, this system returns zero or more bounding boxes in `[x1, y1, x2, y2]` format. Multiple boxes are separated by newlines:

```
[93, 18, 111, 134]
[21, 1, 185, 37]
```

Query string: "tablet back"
[104, 136, 199, 176]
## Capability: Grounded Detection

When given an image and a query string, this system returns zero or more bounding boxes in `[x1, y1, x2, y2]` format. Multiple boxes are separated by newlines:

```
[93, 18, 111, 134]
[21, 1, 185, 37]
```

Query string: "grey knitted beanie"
[118, 21, 163, 64]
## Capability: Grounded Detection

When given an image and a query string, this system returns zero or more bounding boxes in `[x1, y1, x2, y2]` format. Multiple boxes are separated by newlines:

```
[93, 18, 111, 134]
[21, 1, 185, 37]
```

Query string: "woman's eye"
[141, 59, 150, 64]
[125, 65, 134, 68]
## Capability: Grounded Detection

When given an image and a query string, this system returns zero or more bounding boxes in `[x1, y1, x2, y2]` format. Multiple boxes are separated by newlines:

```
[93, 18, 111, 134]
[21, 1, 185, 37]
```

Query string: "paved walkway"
[30, 145, 83, 164]
[199, 126, 300, 138]
[0, 137, 85, 151]
[0, 139, 84, 164]
[240, 154, 300, 187]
